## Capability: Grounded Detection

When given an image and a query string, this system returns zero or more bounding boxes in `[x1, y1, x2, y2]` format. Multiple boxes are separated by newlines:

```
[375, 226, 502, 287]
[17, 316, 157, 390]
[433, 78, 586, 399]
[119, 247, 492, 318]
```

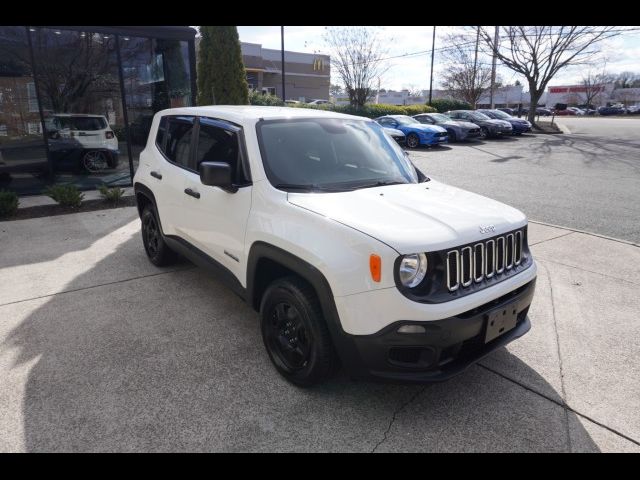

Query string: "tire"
[406, 133, 420, 149]
[82, 150, 108, 173]
[480, 127, 490, 139]
[260, 276, 339, 387]
[141, 205, 177, 267]
[447, 129, 457, 142]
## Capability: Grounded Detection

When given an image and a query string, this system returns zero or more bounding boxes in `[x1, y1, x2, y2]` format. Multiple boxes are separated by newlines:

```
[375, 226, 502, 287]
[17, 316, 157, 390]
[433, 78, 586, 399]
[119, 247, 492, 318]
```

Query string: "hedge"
[292, 103, 436, 118]
[428, 98, 472, 113]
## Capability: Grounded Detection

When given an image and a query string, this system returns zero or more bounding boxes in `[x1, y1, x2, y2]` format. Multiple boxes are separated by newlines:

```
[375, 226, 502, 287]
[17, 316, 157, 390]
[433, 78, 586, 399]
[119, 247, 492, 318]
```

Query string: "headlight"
[398, 253, 428, 288]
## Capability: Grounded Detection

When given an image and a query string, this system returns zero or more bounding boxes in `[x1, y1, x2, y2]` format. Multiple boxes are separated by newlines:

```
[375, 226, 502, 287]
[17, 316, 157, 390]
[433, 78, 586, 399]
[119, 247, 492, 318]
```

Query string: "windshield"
[488, 110, 511, 119]
[429, 113, 451, 123]
[395, 116, 420, 125]
[256, 118, 419, 191]
[467, 112, 490, 121]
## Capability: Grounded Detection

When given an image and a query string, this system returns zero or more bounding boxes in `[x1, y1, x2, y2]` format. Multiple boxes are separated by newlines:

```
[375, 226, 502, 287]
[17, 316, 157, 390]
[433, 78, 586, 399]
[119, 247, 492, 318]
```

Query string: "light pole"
[281, 26, 286, 101]
[428, 26, 436, 105]
[472, 26, 479, 108]
[490, 25, 499, 109]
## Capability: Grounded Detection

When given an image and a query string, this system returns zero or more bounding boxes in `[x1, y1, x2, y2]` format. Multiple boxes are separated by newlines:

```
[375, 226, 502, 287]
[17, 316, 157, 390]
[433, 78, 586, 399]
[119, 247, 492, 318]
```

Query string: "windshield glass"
[488, 110, 511, 119]
[257, 118, 419, 191]
[395, 116, 419, 125]
[429, 113, 451, 123]
[467, 112, 490, 121]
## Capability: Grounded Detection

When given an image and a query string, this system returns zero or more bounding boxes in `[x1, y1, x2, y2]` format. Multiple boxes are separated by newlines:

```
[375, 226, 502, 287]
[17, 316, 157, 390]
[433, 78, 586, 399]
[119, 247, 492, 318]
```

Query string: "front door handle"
[150, 171, 162, 180]
[184, 188, 200, 199]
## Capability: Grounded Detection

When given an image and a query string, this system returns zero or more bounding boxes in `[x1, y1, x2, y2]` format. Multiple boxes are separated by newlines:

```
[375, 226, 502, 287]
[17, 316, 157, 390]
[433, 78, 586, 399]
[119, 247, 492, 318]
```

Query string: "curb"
[529, 219, 639, 248]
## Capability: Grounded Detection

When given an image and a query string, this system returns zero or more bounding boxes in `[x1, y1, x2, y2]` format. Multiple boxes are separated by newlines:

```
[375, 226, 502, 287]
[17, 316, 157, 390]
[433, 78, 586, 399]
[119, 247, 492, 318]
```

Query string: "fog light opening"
[397, 324, 426, 334]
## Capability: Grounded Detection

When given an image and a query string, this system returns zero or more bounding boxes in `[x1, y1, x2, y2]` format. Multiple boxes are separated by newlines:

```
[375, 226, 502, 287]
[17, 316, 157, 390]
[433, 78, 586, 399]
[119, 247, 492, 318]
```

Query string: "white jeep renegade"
[133, 106, 537, 386]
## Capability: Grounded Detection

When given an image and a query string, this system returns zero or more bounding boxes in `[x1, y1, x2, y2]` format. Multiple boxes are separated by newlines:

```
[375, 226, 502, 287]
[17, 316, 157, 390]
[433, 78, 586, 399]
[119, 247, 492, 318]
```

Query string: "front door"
[180, 117, 252, 283]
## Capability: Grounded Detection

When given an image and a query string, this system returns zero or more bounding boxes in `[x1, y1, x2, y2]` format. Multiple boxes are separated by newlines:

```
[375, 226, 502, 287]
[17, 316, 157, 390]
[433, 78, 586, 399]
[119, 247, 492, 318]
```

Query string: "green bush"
[248, 90, 284, 106]
[292, 103, 436, 118]
[98, 185, 125, 205]
[429, 98, 472, 113]
[0, 189, 19, 218]
[44, 184, 84, 208]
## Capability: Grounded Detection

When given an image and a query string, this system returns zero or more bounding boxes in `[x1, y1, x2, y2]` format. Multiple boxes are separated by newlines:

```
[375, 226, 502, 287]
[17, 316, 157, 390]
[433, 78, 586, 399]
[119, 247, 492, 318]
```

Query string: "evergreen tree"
[197, 26, 249, 105]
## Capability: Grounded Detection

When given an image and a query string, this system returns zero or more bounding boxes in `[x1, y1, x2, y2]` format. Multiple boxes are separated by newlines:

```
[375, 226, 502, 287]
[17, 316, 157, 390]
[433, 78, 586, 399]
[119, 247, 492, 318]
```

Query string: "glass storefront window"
[30, 28, 129, 189]
[120, 36, 192, 173]
[0, 26, 195, 197]
[0, 27, 49, 195]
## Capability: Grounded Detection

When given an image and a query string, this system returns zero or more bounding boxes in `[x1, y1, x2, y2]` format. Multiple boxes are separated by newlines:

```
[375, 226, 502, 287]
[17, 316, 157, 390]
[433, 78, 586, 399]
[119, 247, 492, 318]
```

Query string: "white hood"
[288, 180, 527, 254]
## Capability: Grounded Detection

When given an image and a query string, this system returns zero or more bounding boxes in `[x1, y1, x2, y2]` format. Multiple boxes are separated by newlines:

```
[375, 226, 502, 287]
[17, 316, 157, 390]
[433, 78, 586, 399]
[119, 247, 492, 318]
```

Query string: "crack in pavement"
[371, 386, 428, 453]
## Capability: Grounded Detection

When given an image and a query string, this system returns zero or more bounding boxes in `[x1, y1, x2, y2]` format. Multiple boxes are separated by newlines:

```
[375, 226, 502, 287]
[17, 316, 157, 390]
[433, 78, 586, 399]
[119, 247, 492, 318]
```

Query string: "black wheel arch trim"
[246, 242, 367, 377]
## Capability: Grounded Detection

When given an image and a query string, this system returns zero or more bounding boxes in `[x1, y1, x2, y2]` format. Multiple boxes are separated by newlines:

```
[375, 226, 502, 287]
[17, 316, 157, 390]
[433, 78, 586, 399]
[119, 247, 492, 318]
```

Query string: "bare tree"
[404, 84, 423, 98]
[581, 67, 614, 108]
[614, 71, 640, 89]
[323, 27, 390, 107]
[440, 33, 493, 107]
[477, 26, 621, 124]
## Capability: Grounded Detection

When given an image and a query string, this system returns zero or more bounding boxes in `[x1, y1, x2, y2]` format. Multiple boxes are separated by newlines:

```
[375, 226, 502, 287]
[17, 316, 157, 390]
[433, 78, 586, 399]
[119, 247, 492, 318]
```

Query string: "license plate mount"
[484, 302, 519, 343]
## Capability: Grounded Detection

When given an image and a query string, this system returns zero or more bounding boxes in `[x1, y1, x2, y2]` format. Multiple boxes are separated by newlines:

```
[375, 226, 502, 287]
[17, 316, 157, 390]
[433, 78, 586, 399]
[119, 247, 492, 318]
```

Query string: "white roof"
[156, 105, 368, 124]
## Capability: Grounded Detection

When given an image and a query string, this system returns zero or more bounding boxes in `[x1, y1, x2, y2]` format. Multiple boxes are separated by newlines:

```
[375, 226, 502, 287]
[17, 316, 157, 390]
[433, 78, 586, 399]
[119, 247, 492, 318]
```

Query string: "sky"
[235, 26, 640, 92]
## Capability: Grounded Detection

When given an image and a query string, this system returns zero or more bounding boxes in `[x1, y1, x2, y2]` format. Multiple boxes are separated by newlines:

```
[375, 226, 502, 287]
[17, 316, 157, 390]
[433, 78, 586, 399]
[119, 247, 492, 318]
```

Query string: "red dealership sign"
[549, 85, 605, 94]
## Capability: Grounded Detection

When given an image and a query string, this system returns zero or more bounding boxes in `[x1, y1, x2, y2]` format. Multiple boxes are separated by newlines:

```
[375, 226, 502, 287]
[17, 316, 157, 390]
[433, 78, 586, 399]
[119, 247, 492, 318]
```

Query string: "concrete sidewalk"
[0, 207, 638, 452]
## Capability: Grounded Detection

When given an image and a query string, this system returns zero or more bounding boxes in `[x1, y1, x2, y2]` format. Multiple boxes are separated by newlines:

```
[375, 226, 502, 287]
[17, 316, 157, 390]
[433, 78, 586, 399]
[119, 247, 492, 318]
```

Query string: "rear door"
[150, 115, 197, 237]
[179, 117, 253, 282]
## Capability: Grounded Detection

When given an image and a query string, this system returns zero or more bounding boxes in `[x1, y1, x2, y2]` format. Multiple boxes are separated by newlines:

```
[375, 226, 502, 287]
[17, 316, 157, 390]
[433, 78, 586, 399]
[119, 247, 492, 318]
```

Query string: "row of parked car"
[509, 105, 640, 117]
[377, 109, 532, 148]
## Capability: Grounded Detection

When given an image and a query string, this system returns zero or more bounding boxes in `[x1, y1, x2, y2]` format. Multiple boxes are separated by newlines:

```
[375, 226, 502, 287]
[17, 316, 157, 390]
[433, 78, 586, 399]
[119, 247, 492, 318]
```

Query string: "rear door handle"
[184, 188, 200, 199]
[150, 171, 162, 180]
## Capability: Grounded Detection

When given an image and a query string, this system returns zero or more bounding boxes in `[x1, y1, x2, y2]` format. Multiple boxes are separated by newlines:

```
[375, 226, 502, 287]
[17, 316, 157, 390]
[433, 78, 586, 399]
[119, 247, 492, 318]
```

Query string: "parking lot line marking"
[529, 220, 640, 248]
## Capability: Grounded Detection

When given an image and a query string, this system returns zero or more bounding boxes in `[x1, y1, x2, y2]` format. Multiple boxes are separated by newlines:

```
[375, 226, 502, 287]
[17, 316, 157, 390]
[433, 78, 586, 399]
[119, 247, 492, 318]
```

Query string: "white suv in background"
[45, 114, 119, 172]
[133, 106, 537, 387]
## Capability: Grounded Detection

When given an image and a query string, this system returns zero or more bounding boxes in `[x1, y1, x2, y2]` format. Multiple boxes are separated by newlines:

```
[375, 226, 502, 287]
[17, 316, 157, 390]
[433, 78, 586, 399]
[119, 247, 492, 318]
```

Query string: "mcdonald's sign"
[313, 58, 325, 71]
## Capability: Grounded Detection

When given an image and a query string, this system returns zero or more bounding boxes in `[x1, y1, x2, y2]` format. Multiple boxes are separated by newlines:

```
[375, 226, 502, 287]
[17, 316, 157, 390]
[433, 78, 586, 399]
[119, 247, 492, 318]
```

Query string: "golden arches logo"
[313, 58, 325, 71]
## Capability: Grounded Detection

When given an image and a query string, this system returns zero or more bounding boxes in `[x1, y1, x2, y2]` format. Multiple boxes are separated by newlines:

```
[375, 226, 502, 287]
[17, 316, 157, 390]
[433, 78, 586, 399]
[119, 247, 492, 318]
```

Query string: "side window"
[156, 116, 167, 150]
[195, 118, 241, 182]
[165, 116, 195, 168]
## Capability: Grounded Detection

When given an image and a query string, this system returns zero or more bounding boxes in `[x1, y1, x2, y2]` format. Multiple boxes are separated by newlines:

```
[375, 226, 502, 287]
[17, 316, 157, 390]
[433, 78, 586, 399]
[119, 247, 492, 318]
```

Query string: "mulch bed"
[532, 122, 563, 134]
[1, 196, 137, 222]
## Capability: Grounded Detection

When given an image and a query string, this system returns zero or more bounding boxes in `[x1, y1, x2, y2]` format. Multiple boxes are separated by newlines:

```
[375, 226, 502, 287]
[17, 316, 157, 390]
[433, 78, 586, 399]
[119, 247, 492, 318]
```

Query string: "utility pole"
[428, 26, 436, 105]
[472, 26, 479, 108]
[281, 26, 286, 101]
[490, 25, 499, 109]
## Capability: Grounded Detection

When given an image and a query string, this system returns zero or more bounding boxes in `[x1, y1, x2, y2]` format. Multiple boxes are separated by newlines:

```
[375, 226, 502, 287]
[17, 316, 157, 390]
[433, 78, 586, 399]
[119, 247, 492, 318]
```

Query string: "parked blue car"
[375, 115, 448, 148]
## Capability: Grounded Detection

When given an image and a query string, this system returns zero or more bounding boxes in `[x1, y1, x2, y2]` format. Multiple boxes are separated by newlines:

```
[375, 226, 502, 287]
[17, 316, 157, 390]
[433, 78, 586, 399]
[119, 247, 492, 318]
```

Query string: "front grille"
[446, 229, 525, 292]
[436, 132, 447, 137]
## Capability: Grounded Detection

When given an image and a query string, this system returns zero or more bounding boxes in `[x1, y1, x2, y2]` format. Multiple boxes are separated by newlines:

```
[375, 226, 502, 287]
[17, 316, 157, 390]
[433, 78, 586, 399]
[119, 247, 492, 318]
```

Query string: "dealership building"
[0, 26, 197, 196]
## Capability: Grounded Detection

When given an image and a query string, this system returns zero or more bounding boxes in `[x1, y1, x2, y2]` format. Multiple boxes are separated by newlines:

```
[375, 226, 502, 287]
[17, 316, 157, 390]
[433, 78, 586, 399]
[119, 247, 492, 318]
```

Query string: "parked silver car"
[412, 113, 481, 142]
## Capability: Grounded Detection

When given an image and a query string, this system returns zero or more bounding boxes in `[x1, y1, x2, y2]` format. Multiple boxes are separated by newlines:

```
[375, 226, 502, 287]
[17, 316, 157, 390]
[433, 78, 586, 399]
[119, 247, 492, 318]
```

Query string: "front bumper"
[422, 134, 448, 145]
[333, 278, 536, 383]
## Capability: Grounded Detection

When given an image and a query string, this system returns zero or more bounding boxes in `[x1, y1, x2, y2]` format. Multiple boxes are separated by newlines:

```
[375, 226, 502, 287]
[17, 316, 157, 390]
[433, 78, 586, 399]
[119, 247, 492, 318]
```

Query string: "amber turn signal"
[370, 254, 382, 282]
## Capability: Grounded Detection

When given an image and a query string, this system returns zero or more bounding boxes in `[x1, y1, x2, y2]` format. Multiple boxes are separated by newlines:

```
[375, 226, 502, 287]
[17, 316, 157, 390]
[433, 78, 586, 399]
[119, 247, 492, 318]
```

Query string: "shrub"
[248, 90, 284, 106]
[44, 184, 84, 208]
[293, 103, 436, 118]
[98, 185, 125, 205]
[429, 98, 472, 113]
[0, 189, 19, 218]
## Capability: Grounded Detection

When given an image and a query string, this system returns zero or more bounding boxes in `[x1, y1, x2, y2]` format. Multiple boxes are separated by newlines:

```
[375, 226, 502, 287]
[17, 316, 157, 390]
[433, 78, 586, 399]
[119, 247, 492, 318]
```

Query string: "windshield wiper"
[274, 183, 348, 192]
[348, 180, 408, 190]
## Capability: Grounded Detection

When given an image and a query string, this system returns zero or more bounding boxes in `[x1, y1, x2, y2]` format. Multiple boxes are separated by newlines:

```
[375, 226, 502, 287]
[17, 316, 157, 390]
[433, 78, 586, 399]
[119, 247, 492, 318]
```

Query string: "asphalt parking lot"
[1, 206, 639, 452]
[408, 117, 640, 244]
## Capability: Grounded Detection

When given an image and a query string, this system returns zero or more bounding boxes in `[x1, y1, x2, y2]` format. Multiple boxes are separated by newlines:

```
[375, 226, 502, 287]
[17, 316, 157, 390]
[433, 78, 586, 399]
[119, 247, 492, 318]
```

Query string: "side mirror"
[199, 161, 237, 193]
